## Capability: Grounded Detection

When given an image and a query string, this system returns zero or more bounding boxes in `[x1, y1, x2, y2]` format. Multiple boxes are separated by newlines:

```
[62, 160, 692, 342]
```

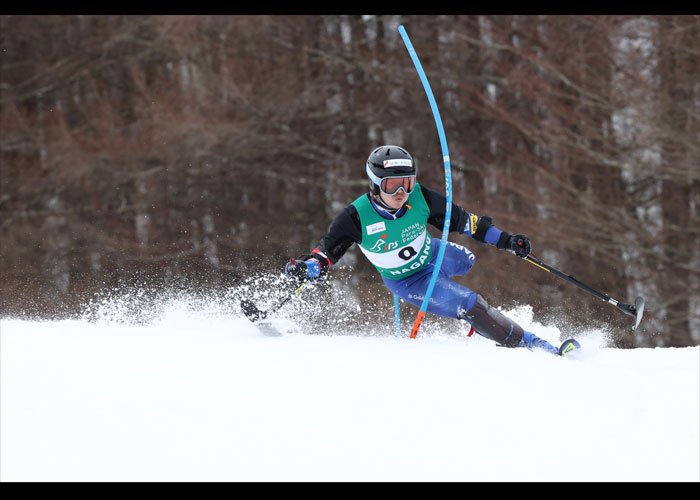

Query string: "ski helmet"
[366, 145, 417, 196]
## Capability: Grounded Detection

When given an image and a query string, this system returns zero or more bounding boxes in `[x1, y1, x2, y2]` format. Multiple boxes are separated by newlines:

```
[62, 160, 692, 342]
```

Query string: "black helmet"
[366, 145, 417, 196]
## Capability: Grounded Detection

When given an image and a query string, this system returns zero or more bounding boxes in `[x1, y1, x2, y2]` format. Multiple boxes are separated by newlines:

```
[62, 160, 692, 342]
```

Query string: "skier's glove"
[284, 258, 322, 284]
[505, 234, 531, 258]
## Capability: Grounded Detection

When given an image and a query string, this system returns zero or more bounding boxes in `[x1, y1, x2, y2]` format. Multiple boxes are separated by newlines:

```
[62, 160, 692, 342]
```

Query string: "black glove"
[284, 258, 322, 283]
[505, 234, 531, 258]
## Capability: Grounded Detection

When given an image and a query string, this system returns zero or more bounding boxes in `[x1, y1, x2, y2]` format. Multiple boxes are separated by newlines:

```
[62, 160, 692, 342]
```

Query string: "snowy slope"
[1, 295, 698, 482]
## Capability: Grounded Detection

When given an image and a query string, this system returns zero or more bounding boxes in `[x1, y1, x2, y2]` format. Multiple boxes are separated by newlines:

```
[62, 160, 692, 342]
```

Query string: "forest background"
[1, 15, 698, 347]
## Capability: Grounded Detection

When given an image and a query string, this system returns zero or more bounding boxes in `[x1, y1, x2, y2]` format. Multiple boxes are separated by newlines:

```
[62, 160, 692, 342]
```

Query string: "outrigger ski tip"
[241, 298, 267, 322]
[240, 283, 309, 325]
[616, 295, 645, 330]
[633, 296, 645, 330]
[240, 298, 285, 336]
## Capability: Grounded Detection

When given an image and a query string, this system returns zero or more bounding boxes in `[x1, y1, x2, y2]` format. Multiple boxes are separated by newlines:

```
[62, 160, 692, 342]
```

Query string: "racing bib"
[352, 184, 433, 279]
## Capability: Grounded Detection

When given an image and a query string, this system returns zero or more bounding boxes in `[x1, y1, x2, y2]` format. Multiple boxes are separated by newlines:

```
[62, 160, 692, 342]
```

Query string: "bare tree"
[1, 15, 698, 345]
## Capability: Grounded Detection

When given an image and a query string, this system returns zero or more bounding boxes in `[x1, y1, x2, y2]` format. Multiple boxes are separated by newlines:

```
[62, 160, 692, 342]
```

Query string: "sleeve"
[297, 204, 362, 274]
[468, 215, 512, 249]
[420, 184, 470, 234]
[420, 185, 512, 248]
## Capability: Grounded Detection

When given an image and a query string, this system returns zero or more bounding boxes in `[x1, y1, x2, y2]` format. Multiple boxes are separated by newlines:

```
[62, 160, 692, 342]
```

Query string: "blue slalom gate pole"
[394, 294, 401, 337]
[398, 25, 453, 339]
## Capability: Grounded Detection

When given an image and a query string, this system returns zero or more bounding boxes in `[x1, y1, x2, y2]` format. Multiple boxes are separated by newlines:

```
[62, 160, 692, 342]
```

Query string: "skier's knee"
[459, 295, 524, 347]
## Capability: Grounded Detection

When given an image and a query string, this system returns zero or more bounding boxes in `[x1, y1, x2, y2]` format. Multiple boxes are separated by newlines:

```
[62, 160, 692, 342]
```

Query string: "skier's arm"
[421, 184, 471, 235]
[284, 205, 362, 282]
[421, 185, 531, 257]
[465, 213, 531, 257]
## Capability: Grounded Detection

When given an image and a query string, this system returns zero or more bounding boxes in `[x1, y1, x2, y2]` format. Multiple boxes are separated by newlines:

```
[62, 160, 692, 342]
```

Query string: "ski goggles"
[367, 165, 416, 196]
[380, 175, 416, 195]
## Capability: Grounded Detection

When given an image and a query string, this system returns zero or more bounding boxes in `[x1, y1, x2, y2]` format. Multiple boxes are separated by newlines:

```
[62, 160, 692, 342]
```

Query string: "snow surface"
[1, 293, 698, 482]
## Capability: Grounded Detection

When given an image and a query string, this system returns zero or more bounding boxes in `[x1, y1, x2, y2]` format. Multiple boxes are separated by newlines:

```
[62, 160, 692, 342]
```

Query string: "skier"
[284, 145, 566, 355]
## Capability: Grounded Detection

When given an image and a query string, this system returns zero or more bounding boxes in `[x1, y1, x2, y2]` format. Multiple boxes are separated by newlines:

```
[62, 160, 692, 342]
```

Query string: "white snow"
[1, 296, 698, 482]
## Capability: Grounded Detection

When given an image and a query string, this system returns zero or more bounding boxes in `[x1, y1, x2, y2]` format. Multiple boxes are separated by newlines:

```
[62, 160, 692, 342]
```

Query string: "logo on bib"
[366, 221, 386, 235]
[370, 238, 398, 252]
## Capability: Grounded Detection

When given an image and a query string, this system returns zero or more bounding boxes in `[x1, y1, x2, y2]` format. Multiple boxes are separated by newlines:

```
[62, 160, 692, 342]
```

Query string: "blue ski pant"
[380, 237, 560, 352]
[382, 238, 479, 319]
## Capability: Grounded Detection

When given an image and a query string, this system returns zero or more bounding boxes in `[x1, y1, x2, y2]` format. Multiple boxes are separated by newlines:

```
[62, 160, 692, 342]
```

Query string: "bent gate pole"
[398, 25, 453, 339]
